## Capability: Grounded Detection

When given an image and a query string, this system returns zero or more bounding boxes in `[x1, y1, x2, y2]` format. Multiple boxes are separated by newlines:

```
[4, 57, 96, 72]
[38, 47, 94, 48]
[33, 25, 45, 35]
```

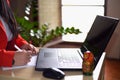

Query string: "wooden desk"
[43, 35, 83, 48]
[0, 52, 106, 80]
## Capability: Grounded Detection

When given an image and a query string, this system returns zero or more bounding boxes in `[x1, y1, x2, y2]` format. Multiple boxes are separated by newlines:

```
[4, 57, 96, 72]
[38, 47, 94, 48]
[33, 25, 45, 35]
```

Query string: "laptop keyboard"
[58, 51, 82, 67]
[58, 55, 80, 63]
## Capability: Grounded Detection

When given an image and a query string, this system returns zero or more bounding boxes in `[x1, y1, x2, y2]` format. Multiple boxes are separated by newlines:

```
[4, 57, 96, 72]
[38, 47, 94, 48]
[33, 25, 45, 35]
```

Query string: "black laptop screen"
[80, 15, 119, 64]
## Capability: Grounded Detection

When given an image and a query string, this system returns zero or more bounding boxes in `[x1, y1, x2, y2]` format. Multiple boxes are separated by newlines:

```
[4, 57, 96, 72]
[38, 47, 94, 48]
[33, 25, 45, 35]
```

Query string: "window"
[62, 0, 105, 33]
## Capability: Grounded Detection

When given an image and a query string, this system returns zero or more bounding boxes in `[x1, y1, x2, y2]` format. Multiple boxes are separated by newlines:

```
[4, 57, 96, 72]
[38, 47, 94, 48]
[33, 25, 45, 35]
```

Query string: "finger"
[28, 59, 31, 62]
[28, 54, 32, 59]
[27, 56, 31, 63]
[24, 57, 31, 64]
[31, 45, 37, 53]
[22, 61, 28, 65]
[32, 47, 36, 54]
[29, 55, 32, 59]
[29, 44, 34, 50]
[26, 50, 32, 55]
[29, 44, 35, 53]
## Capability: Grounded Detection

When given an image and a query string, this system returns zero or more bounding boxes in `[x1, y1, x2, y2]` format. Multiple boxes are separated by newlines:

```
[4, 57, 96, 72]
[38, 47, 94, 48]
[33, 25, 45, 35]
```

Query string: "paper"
[2, 56, 37, 70]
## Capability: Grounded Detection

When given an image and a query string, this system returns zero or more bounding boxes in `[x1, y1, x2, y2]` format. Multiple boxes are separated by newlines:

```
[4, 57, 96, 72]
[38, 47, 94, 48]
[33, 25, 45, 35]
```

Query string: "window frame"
[61, 0, 107, 27]
[61, 0, 107, 42]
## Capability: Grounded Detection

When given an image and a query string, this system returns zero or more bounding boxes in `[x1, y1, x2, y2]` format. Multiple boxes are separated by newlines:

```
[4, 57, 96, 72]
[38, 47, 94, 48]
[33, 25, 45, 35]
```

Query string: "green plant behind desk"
[14, 0, 81, 47]
[16, 17, 81, 47]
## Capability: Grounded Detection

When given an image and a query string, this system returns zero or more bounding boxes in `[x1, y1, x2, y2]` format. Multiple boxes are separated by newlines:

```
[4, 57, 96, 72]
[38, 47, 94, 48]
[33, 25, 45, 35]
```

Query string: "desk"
[43, 35, 84, 48]
[0, 52, 105, 80]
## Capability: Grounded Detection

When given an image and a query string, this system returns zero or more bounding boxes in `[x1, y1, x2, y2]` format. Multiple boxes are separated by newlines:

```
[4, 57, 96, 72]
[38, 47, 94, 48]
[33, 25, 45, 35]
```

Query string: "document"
[2, 55, 37, 70]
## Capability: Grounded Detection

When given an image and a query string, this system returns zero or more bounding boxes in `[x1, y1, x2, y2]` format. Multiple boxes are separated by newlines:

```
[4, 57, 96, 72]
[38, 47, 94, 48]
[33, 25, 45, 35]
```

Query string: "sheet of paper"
[2, 55, 37, 71]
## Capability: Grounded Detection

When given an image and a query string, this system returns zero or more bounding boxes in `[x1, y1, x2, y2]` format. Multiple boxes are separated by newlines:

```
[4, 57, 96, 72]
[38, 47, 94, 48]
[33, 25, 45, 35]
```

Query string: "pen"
[14, 45, 22, 51]
[77, 50, 83, 60]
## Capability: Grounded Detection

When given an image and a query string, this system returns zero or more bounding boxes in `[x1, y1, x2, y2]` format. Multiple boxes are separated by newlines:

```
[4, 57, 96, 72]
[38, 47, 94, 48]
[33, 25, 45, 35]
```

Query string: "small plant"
[29, 24, 82, 47]
[15, 0, 81, 47]
[16, 17, 81, 47]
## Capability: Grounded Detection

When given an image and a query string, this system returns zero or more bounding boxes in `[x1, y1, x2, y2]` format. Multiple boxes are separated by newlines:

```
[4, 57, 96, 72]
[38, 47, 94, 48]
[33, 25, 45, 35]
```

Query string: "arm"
[6, 34, 28, 50]
[15, 35, 39, 55]
[0, 50, 15, 67]
[0, 22, 29, 67]
[0, 35, 31, 67]
[0, 16, 31, 67]
[0, 22, 15, 67]
[15, 34, 28, 48]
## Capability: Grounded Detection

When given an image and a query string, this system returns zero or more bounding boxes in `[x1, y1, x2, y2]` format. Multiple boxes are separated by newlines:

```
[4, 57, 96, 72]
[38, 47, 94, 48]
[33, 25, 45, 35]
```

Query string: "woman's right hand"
[13, 50, 32, 66]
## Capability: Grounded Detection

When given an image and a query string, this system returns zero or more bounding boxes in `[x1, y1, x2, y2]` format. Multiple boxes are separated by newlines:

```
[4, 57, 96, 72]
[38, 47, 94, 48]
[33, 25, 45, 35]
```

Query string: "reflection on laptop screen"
[81, 15, 119, 65]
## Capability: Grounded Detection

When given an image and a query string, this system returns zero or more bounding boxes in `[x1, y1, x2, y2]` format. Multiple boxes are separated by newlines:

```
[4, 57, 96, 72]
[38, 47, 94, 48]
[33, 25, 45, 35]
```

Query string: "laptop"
[35, 15, 119, 71]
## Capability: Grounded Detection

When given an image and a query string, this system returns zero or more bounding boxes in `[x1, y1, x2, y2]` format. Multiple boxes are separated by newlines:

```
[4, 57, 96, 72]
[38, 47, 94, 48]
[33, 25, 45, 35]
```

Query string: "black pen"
[77, 50, 83, 60]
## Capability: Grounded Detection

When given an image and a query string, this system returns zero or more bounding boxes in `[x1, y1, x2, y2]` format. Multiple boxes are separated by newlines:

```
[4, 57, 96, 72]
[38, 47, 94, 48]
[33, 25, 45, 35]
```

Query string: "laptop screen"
[80, 15, 119, 64]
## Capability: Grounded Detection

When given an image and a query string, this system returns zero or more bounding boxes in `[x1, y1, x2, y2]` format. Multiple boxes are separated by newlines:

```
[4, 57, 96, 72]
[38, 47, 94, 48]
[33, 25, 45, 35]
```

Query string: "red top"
[0, 21, 28, 67]
[7, 0, 10, 5]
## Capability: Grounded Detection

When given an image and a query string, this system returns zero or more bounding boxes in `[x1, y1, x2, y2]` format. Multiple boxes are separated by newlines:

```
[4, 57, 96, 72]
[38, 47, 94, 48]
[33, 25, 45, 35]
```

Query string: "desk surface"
[43, 34, 85, 48]
[0, 53, 105, 80]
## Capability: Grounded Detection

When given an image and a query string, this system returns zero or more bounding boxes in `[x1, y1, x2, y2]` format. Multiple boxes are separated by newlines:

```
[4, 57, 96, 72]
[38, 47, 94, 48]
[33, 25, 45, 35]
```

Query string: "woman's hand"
[20, 44, 39, 55]
[13, 50, 32, 66]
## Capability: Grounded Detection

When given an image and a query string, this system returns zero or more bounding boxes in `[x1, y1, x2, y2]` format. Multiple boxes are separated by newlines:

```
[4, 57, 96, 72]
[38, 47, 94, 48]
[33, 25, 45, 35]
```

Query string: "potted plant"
[15, 0, 81, 47]
[16, 17, 81, 47]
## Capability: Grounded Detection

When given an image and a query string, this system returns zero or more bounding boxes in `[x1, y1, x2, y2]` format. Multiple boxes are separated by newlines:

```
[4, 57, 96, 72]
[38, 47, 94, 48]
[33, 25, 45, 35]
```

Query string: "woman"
[0, 0, 38, 67]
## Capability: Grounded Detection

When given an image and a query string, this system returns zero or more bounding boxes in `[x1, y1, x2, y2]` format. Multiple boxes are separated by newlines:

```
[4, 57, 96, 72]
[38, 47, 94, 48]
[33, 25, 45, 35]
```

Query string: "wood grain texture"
[105, 58, 120, 80]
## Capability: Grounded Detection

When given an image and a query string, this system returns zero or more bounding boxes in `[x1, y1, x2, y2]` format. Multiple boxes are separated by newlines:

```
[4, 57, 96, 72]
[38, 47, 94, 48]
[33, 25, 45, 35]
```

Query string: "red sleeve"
[0, 21, 28, 67]
[7, 0, 10, 5]
[15, 34, 28, 47]
[6, 34, 28, 50]
[0, 34, 28, 67]
[0, 50, 15, 67]
[0, 21, 15, 67]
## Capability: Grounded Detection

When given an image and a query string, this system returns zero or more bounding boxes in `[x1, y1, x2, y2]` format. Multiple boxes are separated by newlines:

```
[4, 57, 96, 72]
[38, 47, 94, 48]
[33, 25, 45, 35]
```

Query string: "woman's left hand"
[21, 44, 39, 55]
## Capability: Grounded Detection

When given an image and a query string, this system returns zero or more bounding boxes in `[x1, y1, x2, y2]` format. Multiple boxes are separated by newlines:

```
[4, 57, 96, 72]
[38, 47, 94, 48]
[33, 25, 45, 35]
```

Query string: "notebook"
[35, 15, 119, 71]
